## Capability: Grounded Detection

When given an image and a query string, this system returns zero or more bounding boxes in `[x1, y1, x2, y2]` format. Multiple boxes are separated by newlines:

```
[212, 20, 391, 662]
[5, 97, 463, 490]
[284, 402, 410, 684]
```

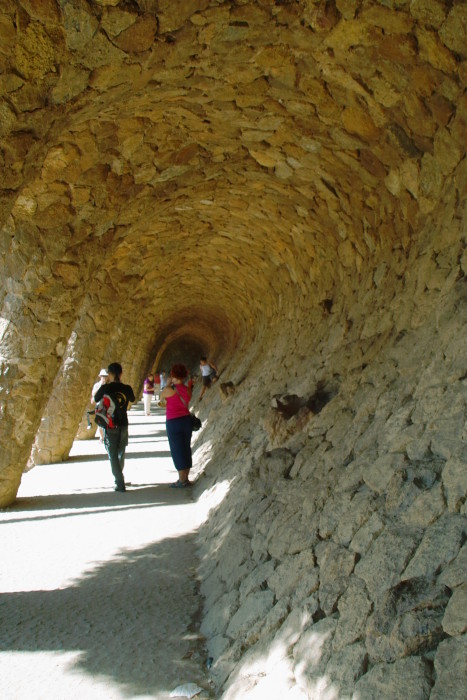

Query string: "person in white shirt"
[87, 369, 108, 441]
[199, 356, 218, 401]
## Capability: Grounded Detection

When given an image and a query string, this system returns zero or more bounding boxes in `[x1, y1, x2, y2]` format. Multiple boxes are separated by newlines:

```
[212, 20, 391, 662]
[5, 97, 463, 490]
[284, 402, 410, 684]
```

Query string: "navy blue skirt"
[166, 415, 192, 471]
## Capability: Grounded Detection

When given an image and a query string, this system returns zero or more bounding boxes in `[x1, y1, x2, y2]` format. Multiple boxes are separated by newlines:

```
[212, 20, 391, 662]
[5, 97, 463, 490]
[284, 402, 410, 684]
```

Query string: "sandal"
[170, 480, 191, 488]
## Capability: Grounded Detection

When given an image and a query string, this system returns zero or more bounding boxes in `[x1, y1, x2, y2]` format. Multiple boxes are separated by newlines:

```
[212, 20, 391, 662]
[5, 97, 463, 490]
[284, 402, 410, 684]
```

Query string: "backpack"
[95, 394, 116, 429]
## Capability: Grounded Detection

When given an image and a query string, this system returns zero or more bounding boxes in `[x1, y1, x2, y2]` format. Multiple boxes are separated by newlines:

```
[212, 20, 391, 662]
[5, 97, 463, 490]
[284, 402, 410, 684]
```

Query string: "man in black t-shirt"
[94, 362, 135, 492]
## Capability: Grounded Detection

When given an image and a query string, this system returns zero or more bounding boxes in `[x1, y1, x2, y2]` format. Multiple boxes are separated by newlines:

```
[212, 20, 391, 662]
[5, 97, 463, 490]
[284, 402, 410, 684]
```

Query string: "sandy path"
[0, 403, 212, 699]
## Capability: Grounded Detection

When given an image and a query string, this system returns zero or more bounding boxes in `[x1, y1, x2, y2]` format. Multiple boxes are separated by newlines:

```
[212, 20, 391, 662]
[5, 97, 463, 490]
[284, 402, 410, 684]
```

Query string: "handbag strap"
[173, 385, 189, 409]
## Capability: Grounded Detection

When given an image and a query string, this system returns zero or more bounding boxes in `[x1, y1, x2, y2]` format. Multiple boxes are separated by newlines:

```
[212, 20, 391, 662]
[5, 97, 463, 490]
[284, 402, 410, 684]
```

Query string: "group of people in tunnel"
[90, 356, 218, 492]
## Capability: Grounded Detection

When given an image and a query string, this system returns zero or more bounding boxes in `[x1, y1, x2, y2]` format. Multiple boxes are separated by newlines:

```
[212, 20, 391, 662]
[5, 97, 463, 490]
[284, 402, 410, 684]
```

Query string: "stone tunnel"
[1, 0, 466, 697]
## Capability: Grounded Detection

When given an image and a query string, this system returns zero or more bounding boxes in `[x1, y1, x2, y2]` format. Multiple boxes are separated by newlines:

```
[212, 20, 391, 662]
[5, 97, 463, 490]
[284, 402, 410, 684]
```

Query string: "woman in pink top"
[161, 363, 194, 488]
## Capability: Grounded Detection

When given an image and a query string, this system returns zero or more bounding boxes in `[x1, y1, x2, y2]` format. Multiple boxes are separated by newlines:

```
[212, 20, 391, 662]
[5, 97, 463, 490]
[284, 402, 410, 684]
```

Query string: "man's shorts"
[202, 375, 212, 387]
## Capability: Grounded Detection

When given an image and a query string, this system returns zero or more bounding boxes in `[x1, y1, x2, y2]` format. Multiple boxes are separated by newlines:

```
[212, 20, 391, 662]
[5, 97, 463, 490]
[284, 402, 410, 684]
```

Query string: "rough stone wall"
[195, 194, 467, 698]
[0, 0, 466, 696]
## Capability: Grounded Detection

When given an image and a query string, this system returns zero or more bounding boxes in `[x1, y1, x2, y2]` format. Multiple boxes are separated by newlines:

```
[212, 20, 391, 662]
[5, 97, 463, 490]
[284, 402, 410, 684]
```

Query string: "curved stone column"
[0, 231, 86, 506]
[29, 284, 155, 465]
[120, 333, 157, 401]
[30, 317, 107, 465]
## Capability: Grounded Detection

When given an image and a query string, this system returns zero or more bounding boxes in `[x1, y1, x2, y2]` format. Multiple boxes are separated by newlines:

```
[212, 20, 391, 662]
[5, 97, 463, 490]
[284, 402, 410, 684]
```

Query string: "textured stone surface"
[401, 514, 466, 581]
[333, 577, 372, 651]
[442, 455, 467, 513]
[442, 583, 467, 637]
[353, 656, 433, 700]
[431, 635, 467, 700]
[226, 590, 275, 639]
[0, 1, 466, 697]
[354, 528, 421, 602]
[366, 578, 450, 663]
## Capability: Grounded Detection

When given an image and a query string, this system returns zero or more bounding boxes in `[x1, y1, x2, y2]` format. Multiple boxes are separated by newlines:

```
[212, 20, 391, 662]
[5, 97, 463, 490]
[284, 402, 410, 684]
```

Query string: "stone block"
[256, 448, 295, 484]
[402, 514, 466, 581]
[293, 618, 338, 690]
[379, 418, 420, 455]
[354, 416, 387, 456]
[430, 635, 467, 700]
[350, 512, 385, 555]
[316, 541, 357, 615]
[366, 578, 450, 663]
[400, 482, 445, 528]
[439, 542, 467, 588]
[335, 489, 376, 546]
[239, 560, 276, 598]
[385, 472, 422, 516]
[291, 578, 321, 609]
[442, 456, 467, 513]
[268, 511, 315, 560]
[217, 533, 252, 585]
[275, 604, 314, 650]
[325, 409, 355, 446]
[353, 656, 433, 699]
[318, 491, 352, 538]
[209, 638, 244, 691]
[333, 577, 372, 651]
[251, 501, 283, 560]
[226, 590, 275, 639]
[206, 634, 230, 661]
[362, 453, 407, 494]
[200, 590, 239, 638]
[200, 567, 226, 609]
[295, 443, 334, 484]
[410, 0, 446, 29]
[440, 5, 467, 56]
[406, 435, 431, 461]
[113, 15, 158, 53]
[334, 455, 367, 493]
[429, 412, 466, 460]
[355, 527, 421, 602]
[442, 583, 467, 637]
[268, 550, 317, 600]
[244, 599, 289, 647]
[325, 642, 368, 695]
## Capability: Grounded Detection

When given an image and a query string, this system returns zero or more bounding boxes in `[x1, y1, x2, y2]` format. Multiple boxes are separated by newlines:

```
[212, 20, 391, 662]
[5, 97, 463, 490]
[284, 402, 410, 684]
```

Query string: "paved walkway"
[0, 403, 211, 699]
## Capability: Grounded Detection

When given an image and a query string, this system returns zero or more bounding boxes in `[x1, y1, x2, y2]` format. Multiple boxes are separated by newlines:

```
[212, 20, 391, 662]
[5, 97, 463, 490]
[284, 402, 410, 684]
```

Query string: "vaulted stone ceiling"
[0, 1, 466, 505]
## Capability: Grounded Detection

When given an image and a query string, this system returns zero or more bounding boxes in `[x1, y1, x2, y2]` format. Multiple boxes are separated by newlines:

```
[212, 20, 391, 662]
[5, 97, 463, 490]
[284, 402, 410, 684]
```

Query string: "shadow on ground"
[3, 484, 196, 524]
[0, 532, 211, 697]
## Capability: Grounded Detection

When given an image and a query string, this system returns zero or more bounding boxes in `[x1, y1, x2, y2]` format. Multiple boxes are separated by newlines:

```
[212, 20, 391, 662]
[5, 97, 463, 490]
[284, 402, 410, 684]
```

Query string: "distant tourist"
[161, 364, 194, 488]
[199, 356, 218, 401]
[87, 368, 108, 442]
[143, 373, 155, 415]
[154, 370, 161, 401]
[94, 362, 135, 492]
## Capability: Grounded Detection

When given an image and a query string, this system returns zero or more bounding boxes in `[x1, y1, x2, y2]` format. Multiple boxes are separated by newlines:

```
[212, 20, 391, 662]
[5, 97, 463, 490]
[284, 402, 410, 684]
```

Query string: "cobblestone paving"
[0, 404, 211, 699]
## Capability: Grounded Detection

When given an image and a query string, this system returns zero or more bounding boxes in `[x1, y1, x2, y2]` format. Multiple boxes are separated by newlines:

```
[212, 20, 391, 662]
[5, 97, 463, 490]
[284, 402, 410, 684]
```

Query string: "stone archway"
[0, 2, 466, 697]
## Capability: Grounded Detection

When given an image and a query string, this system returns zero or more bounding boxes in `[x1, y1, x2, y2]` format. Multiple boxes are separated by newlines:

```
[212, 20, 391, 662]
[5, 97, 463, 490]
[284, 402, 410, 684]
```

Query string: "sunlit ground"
[0, 403, 215, 700]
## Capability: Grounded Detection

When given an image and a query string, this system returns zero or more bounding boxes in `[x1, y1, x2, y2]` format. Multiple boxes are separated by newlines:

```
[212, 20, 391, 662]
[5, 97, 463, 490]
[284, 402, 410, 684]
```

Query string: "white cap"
[99, 368, 108, 377]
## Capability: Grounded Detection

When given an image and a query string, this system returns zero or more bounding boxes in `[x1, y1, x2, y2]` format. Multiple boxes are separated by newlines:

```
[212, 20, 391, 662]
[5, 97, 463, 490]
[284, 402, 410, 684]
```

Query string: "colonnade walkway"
[0, 403, 211, 699]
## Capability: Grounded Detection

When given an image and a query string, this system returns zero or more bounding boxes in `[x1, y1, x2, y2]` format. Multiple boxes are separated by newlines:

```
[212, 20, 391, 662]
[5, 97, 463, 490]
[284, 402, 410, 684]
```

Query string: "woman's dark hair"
[108, 362, 122, 378]
[171, 363, 188, 380]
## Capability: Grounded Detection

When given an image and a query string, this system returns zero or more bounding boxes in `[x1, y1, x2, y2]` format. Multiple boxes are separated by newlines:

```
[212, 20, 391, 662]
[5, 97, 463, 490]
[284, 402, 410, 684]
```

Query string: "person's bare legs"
[178, 469, 190, 483]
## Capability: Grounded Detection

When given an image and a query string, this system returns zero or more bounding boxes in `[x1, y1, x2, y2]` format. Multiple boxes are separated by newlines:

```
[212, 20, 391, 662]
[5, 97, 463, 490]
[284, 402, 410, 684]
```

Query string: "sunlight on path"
[0, 404, 211, 699]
